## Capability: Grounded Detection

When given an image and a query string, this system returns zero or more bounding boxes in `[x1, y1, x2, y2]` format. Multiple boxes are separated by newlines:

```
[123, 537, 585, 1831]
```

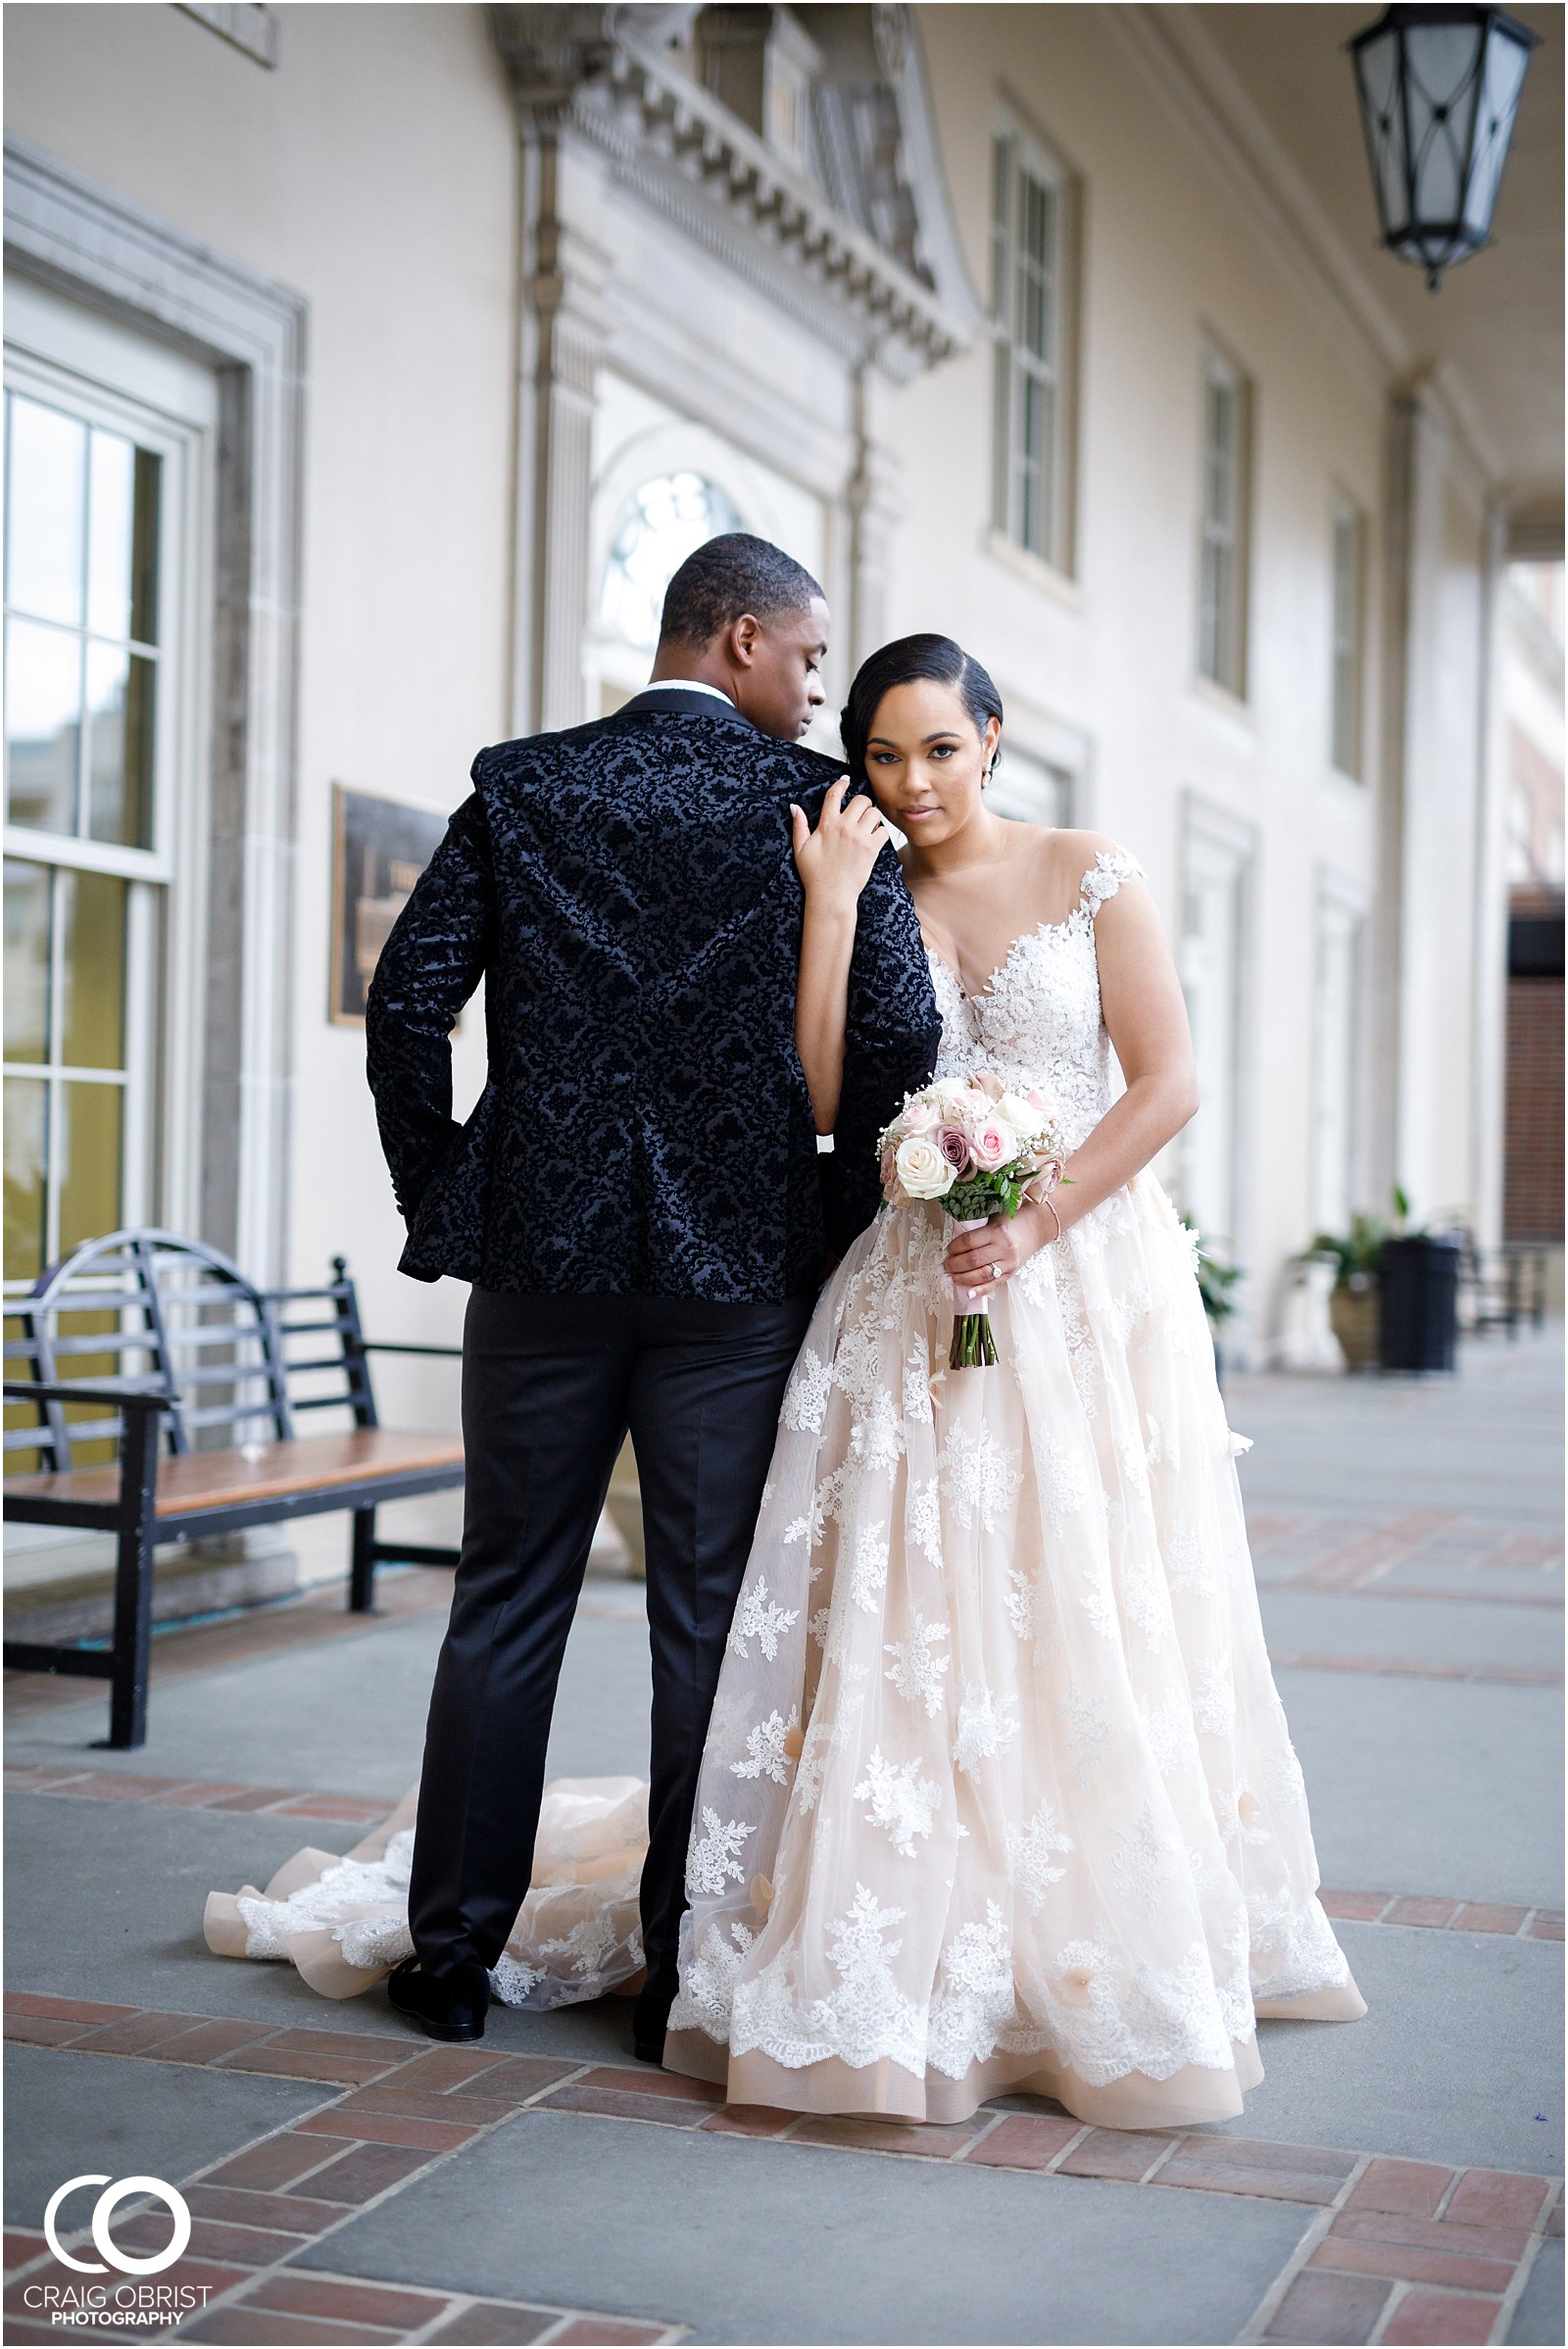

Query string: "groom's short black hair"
[659, 533, 823, 649]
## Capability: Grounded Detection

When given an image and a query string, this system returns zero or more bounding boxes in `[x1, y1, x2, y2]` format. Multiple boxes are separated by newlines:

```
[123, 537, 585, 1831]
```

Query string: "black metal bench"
[4, 1229, 464, 1748]
[1446, 1227, 1551, 1338]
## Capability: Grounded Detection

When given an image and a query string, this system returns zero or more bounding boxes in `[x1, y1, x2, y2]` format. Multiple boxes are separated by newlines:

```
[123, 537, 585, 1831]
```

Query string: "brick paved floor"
[4, 1327, 1562, 2344]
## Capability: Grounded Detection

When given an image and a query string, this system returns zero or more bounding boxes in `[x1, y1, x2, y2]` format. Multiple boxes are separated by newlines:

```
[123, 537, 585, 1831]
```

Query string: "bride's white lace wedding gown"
[660, 849, 1363, 2127]
[206, 849, 1361, 2128]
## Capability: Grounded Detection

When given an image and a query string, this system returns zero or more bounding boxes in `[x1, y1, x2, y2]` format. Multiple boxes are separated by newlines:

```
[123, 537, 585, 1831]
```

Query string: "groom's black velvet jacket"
[365, 688, 942, 1300]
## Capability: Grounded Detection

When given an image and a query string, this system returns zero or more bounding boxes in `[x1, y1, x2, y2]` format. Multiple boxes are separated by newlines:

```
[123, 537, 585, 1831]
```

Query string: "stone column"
[845, 362, 902, 677]
[521, 123, 611, 733]
[493, 13, 614, 734]
[1374, 382, 1494, 1230]
[1470, 499, 1513, 1249]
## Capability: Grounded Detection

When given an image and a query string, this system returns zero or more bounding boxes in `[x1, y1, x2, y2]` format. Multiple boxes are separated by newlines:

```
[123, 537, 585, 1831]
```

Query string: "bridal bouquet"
[879, 1073, 1067, 1368]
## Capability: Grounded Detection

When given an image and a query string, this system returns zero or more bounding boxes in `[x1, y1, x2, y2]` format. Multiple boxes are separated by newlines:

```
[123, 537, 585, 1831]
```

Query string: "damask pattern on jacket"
[365, 705, 942, 1301]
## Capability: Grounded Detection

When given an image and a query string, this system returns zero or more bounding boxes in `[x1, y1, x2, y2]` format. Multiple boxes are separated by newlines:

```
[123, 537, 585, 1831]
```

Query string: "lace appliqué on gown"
[204, 1779, 647, 2010]
[665, 847, 1364, 2129]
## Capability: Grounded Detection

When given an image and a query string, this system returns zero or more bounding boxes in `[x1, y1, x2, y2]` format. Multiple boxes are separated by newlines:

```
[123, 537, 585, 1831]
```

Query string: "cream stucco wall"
[5, 0, 1513, 1383]
[891, 6, 1390, 1322]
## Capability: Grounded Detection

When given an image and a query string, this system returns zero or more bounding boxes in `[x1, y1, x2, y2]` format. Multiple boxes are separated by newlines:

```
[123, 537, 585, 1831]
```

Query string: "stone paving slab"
[4, 1792, 372, 2025]
[1, 1791, 644, 2062]
[1276, 1667, 1562, 1906]
[3, 1601, 652, 1792]
[1508, 2235, 1565, 2343]
[9, 1997, 1558, 2345]
[1258, 1587, 1563, 1675]
[290, 2106, 1312, 2346]
[1216, 1922, 1562, 2177]
[1229, 1339, 1561, 1525]
[3, 2045, 336, 2227]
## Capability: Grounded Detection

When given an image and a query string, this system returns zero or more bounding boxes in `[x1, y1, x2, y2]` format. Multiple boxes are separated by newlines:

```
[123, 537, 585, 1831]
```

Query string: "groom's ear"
[727, 613, 763, 668]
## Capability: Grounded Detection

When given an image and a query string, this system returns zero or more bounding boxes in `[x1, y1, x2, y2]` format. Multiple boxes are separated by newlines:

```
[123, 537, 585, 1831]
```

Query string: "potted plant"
[1306, 1190, 1411, 1371]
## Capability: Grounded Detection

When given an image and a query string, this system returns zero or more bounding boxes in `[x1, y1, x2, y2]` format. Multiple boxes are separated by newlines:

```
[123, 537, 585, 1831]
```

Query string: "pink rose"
[936, 1125, 972, 1173]
[900, 1096, 940, 1135]
[969, 1117, 1019, 1172]
[973, 1071, 1004, 1102]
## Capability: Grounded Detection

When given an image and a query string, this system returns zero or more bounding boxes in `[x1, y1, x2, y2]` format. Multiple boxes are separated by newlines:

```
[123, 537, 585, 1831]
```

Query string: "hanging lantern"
[1349, 3, 1539, 289]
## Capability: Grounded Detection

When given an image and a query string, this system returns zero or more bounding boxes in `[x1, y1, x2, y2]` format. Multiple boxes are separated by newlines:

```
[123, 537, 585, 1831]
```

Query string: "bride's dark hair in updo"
[840, 633, 1004, 780]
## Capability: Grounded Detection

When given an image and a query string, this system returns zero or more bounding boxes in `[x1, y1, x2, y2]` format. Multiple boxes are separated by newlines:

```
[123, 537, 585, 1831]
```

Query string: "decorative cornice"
[489, 4, 979, 379]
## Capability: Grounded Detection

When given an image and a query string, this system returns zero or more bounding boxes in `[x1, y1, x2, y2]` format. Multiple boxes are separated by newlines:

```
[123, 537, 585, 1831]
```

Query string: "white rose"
[895, 1135, 956, 1200]
[999, 1090, 1044, 1139]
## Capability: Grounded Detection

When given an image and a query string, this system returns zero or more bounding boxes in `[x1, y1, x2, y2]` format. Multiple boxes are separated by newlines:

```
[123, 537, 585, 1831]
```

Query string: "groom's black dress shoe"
[632, 1987, 671, 2066]
[387, 1957, 490, 2043]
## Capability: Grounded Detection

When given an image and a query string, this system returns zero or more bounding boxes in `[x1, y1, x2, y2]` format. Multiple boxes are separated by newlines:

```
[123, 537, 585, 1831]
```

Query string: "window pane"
[86, 429, 135, 642]
[1200, 542, 1223, 681]
[4, 858, 51, 1063]
[600, 473, 742, 653]
[57, 1078, 122, 1258]
[5, 396, 86, 628]
[131, 447, 161, 646]
[85, 640, 156, 848]
[86, 431, 161, 648]
[1331, 506, 1362, 775]
[5, 616, 82, 835]
[991, 137, 1011, 318]
[61, 868, 127, 1072]
[3, 1073, 48, 1282]
[1021, 173, 1050, 268]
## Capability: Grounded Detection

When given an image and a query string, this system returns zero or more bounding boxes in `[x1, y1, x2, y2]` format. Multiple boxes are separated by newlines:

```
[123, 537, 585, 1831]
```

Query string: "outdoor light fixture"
[1349, 3, 1539, 289]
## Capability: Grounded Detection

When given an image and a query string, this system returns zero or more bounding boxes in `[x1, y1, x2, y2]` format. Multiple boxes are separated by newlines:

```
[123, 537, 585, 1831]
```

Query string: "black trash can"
[1378, 1236, 1460, 1372]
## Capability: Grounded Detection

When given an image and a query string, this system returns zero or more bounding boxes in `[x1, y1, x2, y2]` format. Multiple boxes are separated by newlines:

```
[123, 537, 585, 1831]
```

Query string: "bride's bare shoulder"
[1038, 827, 1138, 899]
[1049, 826, 1132, 868]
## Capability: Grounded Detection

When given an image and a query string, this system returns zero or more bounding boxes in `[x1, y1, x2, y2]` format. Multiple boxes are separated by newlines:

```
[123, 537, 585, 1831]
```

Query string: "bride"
[208, 632, 1363, 2129]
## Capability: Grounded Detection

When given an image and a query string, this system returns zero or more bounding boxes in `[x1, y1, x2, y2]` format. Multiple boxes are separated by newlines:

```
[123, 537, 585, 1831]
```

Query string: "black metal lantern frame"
[1350, 3, 1539, 288]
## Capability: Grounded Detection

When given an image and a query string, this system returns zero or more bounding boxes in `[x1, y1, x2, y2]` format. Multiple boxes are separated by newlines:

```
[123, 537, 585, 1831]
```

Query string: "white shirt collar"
[650, 678, 734, 708]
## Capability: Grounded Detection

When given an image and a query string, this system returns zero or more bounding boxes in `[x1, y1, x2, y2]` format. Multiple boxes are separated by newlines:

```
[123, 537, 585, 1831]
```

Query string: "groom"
[366, 534, 941, 2057]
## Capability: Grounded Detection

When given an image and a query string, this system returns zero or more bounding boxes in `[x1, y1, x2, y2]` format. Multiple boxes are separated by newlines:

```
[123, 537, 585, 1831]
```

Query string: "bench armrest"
[362, 1342, 462, 1359]
[4, 1379, 171, 1414]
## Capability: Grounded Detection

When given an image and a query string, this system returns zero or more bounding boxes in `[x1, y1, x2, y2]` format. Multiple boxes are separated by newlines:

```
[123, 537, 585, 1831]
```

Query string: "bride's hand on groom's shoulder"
[790, 777, 889, 914]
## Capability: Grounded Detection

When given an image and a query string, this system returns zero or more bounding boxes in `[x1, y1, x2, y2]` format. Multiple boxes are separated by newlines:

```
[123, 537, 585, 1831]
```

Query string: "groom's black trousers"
[409, 1287, 814, 2001]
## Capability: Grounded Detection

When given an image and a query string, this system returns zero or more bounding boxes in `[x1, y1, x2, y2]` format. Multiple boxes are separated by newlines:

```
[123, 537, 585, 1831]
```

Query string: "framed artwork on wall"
[329, 785, 450, 1025]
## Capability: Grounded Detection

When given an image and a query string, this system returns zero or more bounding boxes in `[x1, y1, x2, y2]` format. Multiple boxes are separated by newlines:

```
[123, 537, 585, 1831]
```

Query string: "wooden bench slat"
[5, 1427, 465, 1517]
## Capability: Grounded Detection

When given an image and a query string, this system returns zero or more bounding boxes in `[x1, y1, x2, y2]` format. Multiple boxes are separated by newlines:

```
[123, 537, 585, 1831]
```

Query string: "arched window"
[598, 472, 741, 651]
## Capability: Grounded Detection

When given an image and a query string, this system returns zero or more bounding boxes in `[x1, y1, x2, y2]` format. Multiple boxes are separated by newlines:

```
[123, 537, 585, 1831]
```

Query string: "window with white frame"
[1177, 822, 1250, 1249]
[1330, 493, 1366, 778]
[598, 472, 742, 656]
[984, 740, 1073, 830]
[3, 284, 213, 1285]
[1311, 883, 1364, 1237]
[992, 122, 1074, 571]
[1198, 342, 1250, 696]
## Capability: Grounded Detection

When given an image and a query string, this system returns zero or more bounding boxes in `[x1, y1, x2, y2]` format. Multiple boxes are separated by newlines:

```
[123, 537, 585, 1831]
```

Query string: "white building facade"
[5, 1, 1560, 1410]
